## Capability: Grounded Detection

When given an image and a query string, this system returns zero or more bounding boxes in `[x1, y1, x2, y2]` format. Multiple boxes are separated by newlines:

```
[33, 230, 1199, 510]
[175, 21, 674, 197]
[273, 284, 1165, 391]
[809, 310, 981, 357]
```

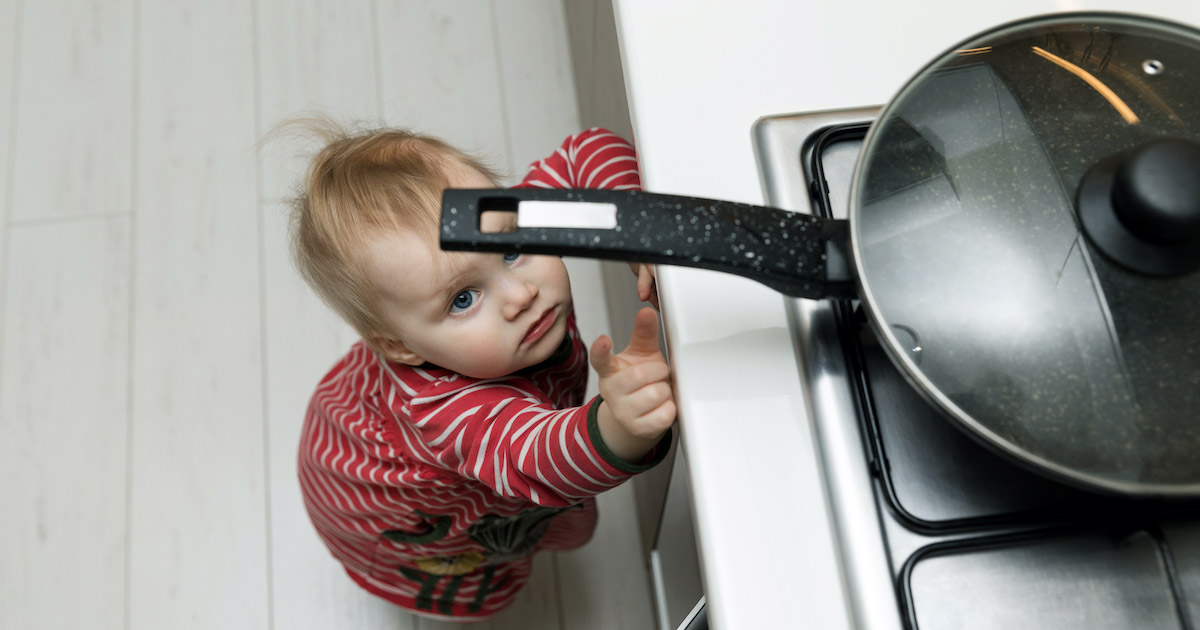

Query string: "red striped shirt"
[298, 129, 668, 620]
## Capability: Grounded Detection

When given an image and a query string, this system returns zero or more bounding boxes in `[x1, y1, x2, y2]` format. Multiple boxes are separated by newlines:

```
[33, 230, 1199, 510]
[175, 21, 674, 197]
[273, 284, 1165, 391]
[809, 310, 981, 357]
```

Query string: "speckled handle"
[440, 188, 854, 300]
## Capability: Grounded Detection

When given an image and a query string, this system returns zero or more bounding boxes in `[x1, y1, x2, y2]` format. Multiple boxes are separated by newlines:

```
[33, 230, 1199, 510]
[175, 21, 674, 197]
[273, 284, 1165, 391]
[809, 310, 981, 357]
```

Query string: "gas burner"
[753, 109, 1200, 630]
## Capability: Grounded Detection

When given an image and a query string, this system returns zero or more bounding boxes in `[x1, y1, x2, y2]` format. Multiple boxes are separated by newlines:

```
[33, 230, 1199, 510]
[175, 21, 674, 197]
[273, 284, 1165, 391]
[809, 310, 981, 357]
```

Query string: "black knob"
[1077, 138, 1200, 277]
[1111, 139, 1200, 245]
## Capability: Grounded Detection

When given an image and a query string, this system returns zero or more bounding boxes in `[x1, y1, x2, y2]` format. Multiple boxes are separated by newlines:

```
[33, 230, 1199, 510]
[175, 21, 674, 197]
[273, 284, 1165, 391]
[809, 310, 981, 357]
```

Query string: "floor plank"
[9, 0, 133, 223]
[492, 0, 582, 184]
[256, 0, 380, 202]
[0, 218, 131, 630]
[128, 2, 268, 628]
[556, 483, 658, 630]
[562, 0, 597, 131]
[1, 0, 18, 224]
[588, 0, 634, 142]
[377, 0, 513, 179]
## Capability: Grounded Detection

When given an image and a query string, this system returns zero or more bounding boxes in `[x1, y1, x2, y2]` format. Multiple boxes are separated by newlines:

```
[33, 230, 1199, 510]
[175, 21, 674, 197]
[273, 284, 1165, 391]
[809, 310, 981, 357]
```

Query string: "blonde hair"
[281, 117, 500, 344]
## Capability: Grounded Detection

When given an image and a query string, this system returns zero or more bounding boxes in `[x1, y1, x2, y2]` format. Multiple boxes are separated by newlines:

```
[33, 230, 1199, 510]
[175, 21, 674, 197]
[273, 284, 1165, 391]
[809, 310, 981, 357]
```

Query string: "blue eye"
[450, 289, 480, 314]
[504, 252, 521, 264]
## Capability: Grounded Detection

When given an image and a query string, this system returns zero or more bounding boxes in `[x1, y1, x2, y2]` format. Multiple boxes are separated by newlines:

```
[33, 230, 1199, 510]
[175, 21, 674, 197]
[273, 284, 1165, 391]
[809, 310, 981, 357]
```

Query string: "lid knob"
[1076, 138, 1200, 276]
[1112, 139, 1200, 245]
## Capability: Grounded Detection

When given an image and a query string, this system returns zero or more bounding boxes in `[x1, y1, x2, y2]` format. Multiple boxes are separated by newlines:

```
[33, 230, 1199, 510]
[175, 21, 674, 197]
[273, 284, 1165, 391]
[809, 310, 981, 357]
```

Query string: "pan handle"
[440, 188, 854, 300]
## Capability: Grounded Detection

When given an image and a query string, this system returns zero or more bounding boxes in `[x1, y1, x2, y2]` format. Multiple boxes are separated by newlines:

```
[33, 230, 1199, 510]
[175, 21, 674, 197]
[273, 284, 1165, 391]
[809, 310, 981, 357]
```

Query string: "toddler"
[289, 123, 675, 621]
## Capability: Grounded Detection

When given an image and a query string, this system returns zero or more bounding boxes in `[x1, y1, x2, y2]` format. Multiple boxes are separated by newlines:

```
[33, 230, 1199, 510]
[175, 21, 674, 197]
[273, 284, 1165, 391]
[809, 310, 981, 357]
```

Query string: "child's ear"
[373, 335, 426, 366]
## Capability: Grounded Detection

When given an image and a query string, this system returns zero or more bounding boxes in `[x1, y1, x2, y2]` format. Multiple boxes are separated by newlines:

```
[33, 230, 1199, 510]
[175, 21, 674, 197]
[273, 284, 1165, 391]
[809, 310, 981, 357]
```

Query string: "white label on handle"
[517, 201, 618, 230]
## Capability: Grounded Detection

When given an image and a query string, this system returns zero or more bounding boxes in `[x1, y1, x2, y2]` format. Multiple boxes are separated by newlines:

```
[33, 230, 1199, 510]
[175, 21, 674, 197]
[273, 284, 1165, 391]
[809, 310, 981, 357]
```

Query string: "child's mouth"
[522, 307, 557, 346]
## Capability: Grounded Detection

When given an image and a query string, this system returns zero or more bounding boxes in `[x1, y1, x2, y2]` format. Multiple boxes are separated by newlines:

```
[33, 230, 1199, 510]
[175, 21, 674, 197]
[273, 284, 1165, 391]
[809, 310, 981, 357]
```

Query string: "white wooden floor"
[0, 1, 657, 628]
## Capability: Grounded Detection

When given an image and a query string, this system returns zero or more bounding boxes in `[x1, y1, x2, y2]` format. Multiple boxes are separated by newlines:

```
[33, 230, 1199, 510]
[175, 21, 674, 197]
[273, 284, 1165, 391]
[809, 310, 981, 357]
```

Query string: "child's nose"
[502, 280, 539, 320]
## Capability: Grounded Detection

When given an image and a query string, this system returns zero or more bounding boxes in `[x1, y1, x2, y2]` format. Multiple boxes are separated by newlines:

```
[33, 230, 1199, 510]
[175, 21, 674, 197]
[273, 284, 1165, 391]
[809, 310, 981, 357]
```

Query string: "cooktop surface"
[753, 108, 1200, 630]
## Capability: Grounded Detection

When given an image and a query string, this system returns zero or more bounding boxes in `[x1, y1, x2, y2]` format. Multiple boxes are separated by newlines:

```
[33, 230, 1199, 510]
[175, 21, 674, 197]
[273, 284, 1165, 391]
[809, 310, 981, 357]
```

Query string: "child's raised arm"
[590, 308, 676, 462]
[395, 318, 671, 508]
[517, 128, 661, 309]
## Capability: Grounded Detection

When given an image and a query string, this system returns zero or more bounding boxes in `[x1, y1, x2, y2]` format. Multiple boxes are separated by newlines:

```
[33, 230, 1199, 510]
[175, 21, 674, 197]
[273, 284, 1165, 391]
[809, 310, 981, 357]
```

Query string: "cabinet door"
[650, 445, 704, 630]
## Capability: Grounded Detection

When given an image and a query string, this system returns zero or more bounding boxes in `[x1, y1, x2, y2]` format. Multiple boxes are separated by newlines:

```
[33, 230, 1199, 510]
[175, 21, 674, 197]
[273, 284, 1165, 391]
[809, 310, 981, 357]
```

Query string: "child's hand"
[590, 307, 675, 462]
[627, 263, 660, 310]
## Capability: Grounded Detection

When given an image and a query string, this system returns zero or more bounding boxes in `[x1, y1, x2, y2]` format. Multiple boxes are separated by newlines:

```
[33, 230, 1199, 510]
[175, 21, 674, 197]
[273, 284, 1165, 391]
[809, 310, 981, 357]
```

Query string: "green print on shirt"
[399, 565, 511, 614]
[381, 511, 451, 544]
[467, 505, 570, 563]
[386, 505, 577, 612]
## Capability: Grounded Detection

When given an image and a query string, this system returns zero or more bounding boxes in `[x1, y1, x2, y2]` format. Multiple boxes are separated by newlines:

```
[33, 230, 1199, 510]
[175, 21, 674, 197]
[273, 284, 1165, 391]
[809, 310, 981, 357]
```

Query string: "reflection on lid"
[1031, 45, 1140, 124]
[956, 46, 993, 56]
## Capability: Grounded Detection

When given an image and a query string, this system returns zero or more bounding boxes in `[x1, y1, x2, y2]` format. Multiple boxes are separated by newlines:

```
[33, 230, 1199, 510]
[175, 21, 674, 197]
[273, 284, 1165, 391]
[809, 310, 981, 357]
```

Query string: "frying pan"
[439, 12, 1200, 497]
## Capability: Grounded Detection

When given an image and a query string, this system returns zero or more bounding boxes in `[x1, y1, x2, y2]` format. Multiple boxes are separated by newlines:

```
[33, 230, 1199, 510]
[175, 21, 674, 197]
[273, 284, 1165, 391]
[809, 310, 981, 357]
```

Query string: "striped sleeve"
[397, 379, 667, 507]
[515, 127, 642, 191]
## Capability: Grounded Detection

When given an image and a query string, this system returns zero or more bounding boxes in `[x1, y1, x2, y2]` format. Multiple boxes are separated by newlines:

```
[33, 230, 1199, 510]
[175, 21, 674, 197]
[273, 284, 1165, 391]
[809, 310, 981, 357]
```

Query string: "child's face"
[363, 189, 573, 379]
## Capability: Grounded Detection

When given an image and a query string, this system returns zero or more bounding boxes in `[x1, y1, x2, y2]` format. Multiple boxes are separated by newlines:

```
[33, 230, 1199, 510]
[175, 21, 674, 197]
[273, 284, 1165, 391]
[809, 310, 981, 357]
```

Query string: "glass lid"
[850, 13, 1200, 495]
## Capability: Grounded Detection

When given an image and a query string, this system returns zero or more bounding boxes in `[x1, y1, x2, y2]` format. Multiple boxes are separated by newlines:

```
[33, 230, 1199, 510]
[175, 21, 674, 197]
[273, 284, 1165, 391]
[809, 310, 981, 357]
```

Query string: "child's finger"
[623, 307, 661, 356]
[622, 398, 677, 439]
[601, 361, 670, 396]
[637, 265, 655, 301]
[639, 399, 677, 434]
[623, 381, 673, 417]
[589, 334, 615, 376]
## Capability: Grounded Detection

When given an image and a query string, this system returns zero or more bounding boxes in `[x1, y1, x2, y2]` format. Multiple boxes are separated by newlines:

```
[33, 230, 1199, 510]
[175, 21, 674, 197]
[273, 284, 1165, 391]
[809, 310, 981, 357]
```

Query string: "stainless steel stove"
[752, 108, 1200, 630]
